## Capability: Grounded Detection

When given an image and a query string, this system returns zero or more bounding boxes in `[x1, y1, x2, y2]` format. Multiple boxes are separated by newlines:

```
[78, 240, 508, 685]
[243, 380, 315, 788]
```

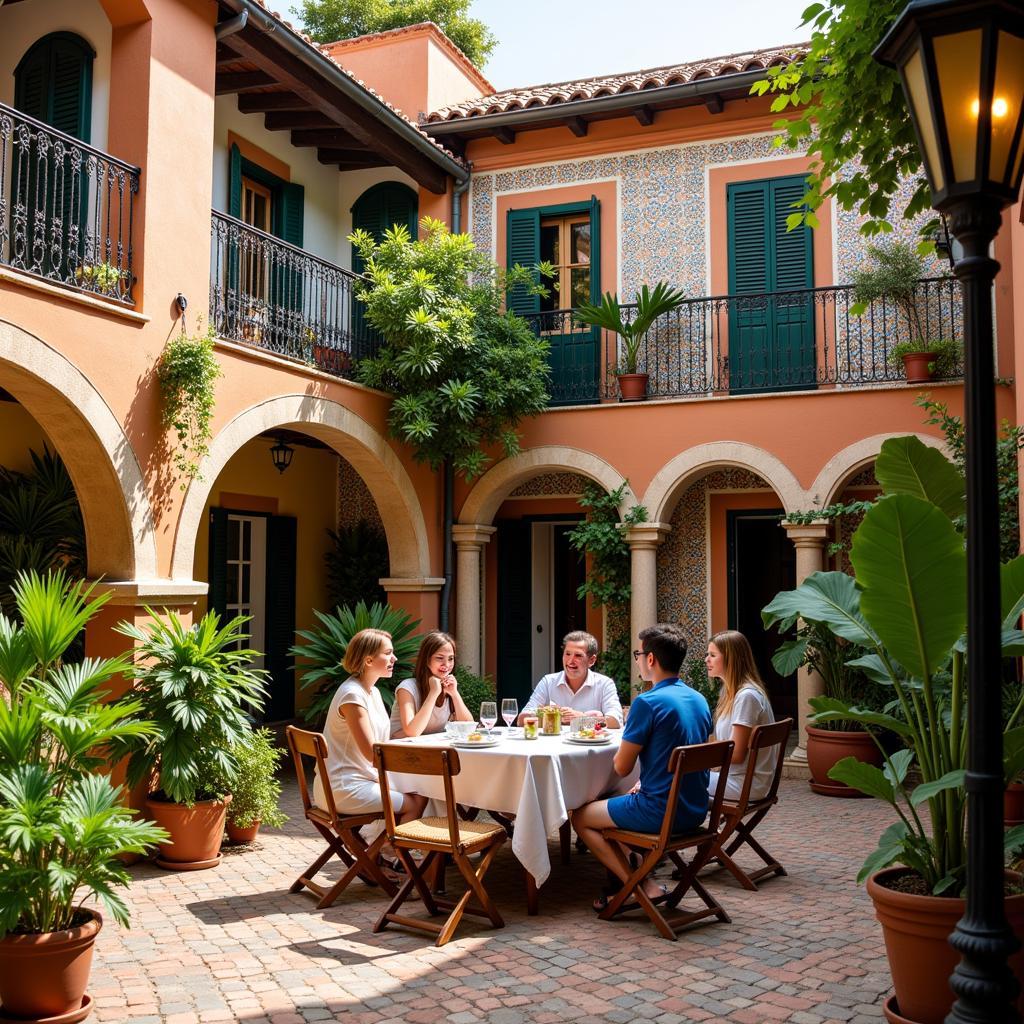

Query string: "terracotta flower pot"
[616, 373, 649, 401]
[1006, 782, 1024, 825]
[144, 793, 231, 870]
[0, 909, 101, 1020]
[900, 351, 936, 384]
[806, 725, 884, 797]
[868, 867, 1024, 1024]
[226, 820, 261, 845]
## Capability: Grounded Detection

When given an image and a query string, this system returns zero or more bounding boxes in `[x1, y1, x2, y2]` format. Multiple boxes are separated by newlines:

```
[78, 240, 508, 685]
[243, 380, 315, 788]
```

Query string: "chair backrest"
[730, 717, 794, 812]
[658, 739, 734, 847]
[374, 742, 462, 845]
[286, 724, 342, 826]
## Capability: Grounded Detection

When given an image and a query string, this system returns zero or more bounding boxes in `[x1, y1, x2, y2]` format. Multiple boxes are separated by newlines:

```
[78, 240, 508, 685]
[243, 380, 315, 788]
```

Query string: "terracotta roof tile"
[424, 43, 807, 124]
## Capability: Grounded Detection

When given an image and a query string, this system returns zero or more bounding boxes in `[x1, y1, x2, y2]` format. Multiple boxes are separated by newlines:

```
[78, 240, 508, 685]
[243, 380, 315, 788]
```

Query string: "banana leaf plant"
[762, 435, 1024, 895]
[574, 282, 686, 375]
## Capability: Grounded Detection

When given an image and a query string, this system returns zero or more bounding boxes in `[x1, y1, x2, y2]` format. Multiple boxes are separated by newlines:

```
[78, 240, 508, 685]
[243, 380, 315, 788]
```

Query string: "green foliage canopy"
[351, 217, 551, 479]
[751, 1, 933, 238]
[293, 0, 497, 68]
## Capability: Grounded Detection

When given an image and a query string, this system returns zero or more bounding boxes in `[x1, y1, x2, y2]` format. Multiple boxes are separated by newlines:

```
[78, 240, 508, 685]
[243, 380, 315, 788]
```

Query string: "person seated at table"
[518, 631, 622, 727]
[570, 623, 712, 910]
[389, 630, 475, 738]
[705, 630, 776, 802]
[314, 627, 427, 874]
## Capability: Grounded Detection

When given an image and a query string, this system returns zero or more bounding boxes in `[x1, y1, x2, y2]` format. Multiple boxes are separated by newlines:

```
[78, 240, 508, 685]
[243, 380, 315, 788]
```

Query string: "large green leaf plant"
[0, 571, 166, 935]
[763, 435, 1024, 894]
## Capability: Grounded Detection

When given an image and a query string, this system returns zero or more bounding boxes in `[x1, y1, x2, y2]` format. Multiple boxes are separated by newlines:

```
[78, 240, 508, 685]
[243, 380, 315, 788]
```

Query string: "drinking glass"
[479, 701, 497, 738]
[501, 698, 518, 732]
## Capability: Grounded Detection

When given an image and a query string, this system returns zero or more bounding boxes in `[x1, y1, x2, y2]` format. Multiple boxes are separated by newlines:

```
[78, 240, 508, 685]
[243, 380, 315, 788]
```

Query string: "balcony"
[0, 103, 139, 305]
[525, 277, 964, 405]
[210, 211, 378, 378]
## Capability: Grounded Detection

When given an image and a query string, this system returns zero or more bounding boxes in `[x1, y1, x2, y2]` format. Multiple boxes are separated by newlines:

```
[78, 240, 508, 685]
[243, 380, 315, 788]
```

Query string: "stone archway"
[171, 394, 431, 580]
[809, 432, 948, 507]
[0, 319, 157, 580]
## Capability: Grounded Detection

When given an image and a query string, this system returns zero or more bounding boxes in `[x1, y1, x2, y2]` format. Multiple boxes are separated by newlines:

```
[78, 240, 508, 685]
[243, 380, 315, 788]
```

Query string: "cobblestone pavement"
[88, 778, 895, 1024]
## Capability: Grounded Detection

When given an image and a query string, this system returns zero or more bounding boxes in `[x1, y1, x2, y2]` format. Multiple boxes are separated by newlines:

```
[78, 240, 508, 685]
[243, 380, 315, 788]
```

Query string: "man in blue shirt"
[570, 623, 712, 909]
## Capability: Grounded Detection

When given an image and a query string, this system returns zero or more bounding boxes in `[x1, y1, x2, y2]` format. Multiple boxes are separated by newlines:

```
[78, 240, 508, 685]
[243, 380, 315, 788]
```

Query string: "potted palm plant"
[0, 571, 166, 1022]
[225, 728, 288, 844]
[763, 435, 1024, 1023]
[574, 282, 686, 401]
[114, 610, 267, 871]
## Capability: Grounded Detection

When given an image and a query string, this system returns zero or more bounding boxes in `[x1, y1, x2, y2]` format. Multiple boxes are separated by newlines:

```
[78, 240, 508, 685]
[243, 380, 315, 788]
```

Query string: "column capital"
[88, 579, 208, 607]
[452, 524, 497, 548]
[625, 522, 672, 549]
[379, 577, 446, 593]
[782, 520, 832, 547]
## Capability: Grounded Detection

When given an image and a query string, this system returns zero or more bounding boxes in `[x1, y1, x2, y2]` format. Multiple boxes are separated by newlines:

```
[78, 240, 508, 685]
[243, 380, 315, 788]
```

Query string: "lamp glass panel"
[990, 30, 1024, 183]
[903, 48, 946, 193]
[934, 29, 983, 184]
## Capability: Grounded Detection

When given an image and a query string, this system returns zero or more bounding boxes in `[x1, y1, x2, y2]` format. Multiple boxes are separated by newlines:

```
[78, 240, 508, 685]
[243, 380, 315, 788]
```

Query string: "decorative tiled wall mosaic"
[655, 468, 775, 649]
[336, 457, 384, 533]
[507, 472, 589, 498]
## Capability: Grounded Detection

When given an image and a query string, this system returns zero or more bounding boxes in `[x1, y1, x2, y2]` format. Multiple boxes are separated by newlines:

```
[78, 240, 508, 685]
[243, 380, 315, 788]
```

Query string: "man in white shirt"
[517, 631, 623, 728]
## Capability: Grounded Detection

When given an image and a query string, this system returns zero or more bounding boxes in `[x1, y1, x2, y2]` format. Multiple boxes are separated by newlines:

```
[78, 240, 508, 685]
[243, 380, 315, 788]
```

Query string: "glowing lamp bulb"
[970, 96, 1010, 118]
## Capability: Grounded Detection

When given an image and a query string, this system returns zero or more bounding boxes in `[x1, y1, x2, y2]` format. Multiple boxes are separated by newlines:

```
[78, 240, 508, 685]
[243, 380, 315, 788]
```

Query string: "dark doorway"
[551, 524, 587, 666]
[727, 510, 796, 719]
[496, 519, 533, 704]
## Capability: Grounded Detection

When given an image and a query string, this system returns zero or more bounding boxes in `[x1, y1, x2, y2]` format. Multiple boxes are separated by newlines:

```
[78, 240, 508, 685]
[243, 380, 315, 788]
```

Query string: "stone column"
[379, 577, 446, 628]
[781, 521, 833, 759]
[625, 523, 672, 697]
[451, 524, 496, 675]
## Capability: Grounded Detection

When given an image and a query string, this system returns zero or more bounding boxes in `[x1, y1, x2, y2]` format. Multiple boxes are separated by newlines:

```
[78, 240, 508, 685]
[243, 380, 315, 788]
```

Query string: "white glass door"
[226, 514, 266, 669]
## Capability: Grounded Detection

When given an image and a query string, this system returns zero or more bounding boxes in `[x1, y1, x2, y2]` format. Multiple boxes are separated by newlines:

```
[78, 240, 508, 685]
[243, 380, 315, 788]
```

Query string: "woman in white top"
[314, 628, 427, 829]
[705, 630, 777, 802]
[389, 631, 474, 738]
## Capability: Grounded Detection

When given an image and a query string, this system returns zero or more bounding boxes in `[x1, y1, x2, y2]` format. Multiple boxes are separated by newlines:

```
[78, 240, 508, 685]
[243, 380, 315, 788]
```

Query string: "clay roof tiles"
[424, 43, 807, 124]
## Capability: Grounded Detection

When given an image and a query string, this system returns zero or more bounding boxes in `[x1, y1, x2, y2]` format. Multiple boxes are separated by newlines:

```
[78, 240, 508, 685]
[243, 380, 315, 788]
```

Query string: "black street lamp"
[876, 2, 1024, 1021]
[270, 436, 294, 474]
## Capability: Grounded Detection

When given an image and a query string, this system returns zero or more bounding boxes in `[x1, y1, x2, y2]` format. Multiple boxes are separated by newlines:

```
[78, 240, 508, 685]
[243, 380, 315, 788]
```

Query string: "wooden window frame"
[540, 213, 591, 312]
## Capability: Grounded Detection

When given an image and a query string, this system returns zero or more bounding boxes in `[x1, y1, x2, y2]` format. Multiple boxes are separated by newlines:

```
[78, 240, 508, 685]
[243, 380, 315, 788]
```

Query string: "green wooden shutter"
[14, 46, 47, 122]
[496, 519, 533, 704]
[728, 180, 770, 295]
[264, 515, 297, 722]
[228, 145, 242, 219]
[207, 508, 229, 618]
[14, 33, 93, 141]
[769, 178, 813, 292]
[276, 181, 304, 248]
[588, 195, 601, 304]
[506, 208, 541, 317]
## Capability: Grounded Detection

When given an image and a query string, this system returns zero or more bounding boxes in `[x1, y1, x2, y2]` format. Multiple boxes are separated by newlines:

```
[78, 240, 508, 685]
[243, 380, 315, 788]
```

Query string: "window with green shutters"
[505, 197, 601, 405]
[727, 175, 816, 393]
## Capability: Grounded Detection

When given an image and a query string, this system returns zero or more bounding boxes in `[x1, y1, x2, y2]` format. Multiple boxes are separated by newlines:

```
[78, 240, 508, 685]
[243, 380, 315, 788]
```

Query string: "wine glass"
[479, 701, 497, 738]
[501, 698, 519, 736]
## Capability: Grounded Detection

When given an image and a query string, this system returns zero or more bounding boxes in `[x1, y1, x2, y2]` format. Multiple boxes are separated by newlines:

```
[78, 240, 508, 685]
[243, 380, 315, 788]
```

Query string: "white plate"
[565, 734, 613, 745]
[451, 737, 501, 749]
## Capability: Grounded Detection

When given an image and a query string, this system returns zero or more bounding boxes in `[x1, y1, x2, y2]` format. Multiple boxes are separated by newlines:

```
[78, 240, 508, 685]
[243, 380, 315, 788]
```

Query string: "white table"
[389, 728, 638, 909]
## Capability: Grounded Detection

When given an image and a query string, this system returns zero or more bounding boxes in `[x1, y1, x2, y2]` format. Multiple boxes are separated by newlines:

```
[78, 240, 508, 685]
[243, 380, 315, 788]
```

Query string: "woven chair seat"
[394, 815, 505, 848]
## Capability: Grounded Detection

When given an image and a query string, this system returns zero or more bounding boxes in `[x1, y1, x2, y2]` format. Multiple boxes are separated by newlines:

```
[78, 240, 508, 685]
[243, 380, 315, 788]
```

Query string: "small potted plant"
[113, 610, 268, 870]
[75, 261, 125, 298]
[889, 337, 962, 383]
[0, 571, 166, 1021]
[225, 728, 288, 844]
[574, 281, 686, 401]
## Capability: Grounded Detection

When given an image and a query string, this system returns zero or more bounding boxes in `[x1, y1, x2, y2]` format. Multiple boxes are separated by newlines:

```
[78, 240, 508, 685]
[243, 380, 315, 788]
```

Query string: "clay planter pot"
[616, 373, 649, 401]
[144, 793, 231, 870]
[900, 351, 936, 384]
[868, 867, 1024, 1024]
[0, 909, 101, 1021]
[1006, 782, 1024, 825]
[806, 725, 884, 797]
[226, 820, 260, 845]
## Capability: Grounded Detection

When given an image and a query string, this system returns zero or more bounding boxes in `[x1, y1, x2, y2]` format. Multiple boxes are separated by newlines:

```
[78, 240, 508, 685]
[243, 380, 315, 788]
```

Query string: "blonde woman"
[314, 628, 427, 870]
[704, 630, 776, 801]
[389, 631, 474, 738]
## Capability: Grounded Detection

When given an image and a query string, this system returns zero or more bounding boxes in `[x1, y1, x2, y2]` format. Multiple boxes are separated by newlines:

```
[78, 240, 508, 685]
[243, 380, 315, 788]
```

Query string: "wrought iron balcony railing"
[210, 211, 378, 377]
[0, 103, 139, 305]
[525, 277, 964, 404]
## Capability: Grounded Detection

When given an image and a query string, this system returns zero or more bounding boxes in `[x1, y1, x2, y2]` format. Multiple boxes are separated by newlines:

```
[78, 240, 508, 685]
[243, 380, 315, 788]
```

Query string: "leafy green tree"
[751, 1, 934, 239]
[351, 217, 551, 480]
[293, 0, 497, 68]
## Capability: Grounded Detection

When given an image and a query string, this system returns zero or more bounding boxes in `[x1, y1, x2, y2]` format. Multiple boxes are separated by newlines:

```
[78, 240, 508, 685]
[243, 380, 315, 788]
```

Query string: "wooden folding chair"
[372, 742, 507, 946]
[711, 717, 793, 890]
[598, 739, 735, 941]
[285, 725, 397, 908]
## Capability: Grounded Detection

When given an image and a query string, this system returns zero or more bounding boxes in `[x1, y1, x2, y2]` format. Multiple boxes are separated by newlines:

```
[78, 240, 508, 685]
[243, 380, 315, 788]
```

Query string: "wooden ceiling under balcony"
[214, 13, 449, 193]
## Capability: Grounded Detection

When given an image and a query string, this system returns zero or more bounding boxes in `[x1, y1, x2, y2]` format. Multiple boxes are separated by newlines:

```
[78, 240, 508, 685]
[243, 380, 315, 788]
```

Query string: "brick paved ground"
[88, 778, 895, 1024]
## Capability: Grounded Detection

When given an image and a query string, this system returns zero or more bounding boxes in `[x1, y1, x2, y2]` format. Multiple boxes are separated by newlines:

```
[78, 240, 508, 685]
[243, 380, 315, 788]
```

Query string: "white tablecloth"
[389, 729, 638, 885]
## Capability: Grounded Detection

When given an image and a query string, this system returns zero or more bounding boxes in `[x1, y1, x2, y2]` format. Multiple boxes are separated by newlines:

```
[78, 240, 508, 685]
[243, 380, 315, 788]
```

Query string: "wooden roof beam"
[291, 128, 363, 149]
[227, 26, 449, 193]
[566, 116, 588, 138]
[633, 105, 655, 126]
[264, 111, 334, 131]
[216, 43, 241, 66]
[238, 91, 308, 113]
[215, 71, 276, 95]
[317, 149, 387, 168]
[494, 126, 515, 145]
[705, 94, 725, 114]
